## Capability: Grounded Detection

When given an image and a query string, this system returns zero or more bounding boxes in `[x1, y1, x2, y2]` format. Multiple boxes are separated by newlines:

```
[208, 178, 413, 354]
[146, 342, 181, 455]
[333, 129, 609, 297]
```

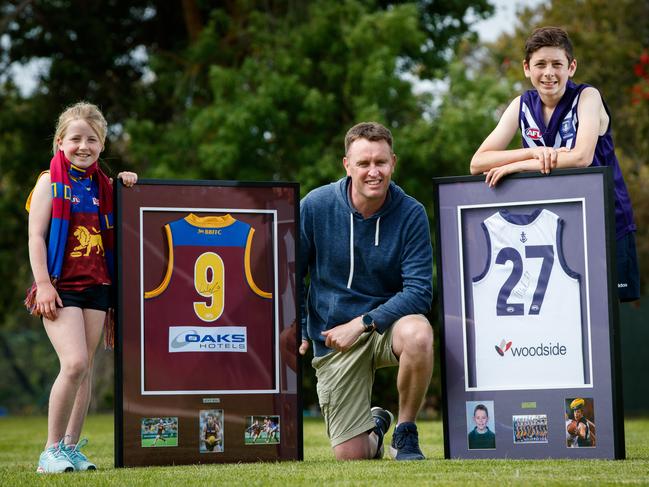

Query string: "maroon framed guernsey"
[115, 180, 302, 467]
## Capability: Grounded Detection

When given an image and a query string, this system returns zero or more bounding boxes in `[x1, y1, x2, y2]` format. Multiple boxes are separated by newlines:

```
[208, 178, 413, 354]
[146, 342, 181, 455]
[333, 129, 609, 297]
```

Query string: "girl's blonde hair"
[52, 101, 107, 155]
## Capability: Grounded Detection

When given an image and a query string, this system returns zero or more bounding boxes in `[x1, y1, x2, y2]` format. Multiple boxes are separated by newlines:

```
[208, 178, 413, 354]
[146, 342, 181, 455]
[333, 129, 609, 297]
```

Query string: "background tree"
[0, 0, 182, 412]
[3, 0, 646, 417]
[0, 0, 492, 414]
[123, 0, 496, 416]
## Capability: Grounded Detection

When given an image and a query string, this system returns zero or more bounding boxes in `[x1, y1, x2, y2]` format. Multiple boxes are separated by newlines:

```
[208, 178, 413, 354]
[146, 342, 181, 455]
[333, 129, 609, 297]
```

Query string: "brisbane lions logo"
[525, 127, 542, 140]
[71, 226, 104, 257]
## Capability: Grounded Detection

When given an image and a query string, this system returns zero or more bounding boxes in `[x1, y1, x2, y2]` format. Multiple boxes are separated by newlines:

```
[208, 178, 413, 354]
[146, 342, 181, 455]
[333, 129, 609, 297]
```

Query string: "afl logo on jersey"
[525, 127, 542, 140]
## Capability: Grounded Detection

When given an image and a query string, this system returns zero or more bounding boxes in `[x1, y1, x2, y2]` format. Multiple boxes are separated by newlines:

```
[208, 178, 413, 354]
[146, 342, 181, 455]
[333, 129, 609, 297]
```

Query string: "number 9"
[193, 252, 224, 322]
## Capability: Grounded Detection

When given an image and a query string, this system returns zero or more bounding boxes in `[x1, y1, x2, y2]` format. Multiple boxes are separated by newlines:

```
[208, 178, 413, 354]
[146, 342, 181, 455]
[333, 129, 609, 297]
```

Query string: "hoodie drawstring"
[375, 216, 381, 246]
[347, 214, 381, 288]
[347, 213, 354, 288]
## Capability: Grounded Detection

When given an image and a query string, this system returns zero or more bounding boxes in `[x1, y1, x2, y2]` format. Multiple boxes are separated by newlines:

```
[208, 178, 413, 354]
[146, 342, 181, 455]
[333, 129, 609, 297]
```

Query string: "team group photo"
[1, 0, 648, 485]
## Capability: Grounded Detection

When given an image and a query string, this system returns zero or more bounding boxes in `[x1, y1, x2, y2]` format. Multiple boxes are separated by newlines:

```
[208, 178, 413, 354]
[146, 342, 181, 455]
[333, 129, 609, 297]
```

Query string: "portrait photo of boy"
[466, 401, 496, 450]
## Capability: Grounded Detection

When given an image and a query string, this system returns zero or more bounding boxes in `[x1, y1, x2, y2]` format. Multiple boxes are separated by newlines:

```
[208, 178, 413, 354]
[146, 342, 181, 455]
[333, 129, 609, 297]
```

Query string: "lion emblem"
[72, 226, 104, 257]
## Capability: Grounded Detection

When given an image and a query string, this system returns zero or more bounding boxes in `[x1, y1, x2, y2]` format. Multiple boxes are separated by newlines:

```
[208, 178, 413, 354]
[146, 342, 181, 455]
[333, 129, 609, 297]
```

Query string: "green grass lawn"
[1, 415, 648, 485]
[140, 436, 179, 448]
[245, 433, 281, 445]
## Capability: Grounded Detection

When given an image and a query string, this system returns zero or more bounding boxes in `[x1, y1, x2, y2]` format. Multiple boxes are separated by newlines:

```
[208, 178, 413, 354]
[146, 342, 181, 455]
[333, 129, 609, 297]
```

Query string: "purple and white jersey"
[519, 80, 635, 239]
[471, 209, 585, 389]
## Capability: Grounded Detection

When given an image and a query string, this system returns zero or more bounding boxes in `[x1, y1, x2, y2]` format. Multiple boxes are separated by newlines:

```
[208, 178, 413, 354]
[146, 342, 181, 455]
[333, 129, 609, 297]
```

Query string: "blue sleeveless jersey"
[519, 80, 636, 239]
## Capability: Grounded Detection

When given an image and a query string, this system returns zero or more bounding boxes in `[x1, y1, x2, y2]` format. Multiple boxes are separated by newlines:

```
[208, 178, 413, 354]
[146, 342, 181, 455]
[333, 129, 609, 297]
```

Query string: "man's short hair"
[525, 26, 574, 63]
[344, 122, 393, 155]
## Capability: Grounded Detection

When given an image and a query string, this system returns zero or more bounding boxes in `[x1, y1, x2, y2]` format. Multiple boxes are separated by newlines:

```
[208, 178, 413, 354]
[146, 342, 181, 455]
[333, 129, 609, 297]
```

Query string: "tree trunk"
[181, 0, 203, 42]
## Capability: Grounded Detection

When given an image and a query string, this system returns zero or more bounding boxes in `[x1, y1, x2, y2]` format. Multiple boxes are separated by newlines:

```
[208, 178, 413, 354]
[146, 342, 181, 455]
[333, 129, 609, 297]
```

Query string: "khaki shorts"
[312, 327, 399, 447]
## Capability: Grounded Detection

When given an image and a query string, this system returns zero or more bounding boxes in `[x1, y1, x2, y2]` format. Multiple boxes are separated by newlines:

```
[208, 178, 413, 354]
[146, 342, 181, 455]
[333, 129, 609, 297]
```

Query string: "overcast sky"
[473, 0, 543, 42]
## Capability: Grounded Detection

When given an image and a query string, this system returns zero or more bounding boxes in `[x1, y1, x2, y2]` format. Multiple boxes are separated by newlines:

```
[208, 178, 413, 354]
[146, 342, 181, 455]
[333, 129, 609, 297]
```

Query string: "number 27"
[496, 245, 554, 316]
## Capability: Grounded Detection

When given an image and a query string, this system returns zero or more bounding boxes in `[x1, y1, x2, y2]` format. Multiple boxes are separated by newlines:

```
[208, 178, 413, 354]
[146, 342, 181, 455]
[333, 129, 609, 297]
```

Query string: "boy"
[468, 404, 495, 449]
[470, 26, 639, 302]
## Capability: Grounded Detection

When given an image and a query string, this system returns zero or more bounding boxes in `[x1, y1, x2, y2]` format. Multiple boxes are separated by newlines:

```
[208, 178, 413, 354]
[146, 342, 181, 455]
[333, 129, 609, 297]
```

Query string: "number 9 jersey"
[471, 209, 585, 389]
[143, 213, 275, 393]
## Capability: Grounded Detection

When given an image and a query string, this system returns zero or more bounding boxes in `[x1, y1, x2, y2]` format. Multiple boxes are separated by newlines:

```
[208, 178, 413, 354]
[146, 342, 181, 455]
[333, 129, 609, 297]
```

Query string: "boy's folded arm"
[470, 96, 533, 174]
[473, 88, 602, 175]
[554, 87, 602, 169]
[471, 147, 539, 175]
[484, 158, 543, 187]
[554, 147, 593, 168]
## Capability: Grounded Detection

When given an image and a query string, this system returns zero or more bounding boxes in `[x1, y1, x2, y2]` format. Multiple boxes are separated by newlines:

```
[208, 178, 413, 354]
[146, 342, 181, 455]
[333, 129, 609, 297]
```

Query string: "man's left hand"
[321, 316, 364, 353]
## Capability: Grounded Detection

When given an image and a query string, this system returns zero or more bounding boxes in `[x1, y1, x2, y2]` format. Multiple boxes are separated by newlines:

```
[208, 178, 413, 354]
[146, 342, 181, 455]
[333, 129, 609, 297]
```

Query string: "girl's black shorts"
[57, 285, 112, 311]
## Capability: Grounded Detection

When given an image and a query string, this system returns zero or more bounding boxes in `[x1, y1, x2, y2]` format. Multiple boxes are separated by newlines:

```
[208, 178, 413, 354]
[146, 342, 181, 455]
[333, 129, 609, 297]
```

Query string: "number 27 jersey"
[471, 209, 585, 389]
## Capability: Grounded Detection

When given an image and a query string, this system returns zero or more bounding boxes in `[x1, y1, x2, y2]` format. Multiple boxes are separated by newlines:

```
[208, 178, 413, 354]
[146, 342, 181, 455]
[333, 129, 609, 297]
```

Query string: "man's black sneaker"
[370, 406, 394, 459]
[390, 422, 425, 460]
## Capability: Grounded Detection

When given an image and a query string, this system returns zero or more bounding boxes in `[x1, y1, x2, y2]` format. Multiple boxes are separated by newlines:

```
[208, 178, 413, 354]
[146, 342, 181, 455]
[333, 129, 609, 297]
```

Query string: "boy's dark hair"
[344, 122, 393, 155]
[525, 26, 574, 63]
[474, 404, 489, 417]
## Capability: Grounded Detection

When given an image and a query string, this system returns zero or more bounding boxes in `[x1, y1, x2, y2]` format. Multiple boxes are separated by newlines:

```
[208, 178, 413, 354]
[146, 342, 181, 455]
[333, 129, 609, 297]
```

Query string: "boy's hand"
[485, 163, 518, 188]
[117, 171, 138, 187]
[531, 146, 558, 174]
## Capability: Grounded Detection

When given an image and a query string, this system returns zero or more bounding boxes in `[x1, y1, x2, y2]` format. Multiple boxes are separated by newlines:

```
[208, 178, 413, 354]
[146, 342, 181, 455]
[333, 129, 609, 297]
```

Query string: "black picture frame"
[433, 167, 624, 459]
[114, 179, 302, 467]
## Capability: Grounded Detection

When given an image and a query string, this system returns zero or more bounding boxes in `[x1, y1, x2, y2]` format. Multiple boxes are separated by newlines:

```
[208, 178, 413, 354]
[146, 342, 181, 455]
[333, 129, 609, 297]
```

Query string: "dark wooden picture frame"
[115, 179, 302, 467]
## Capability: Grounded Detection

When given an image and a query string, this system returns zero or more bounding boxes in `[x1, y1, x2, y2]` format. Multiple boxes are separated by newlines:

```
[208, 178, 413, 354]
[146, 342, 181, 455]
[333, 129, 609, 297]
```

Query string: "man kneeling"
[299, 122, 434, 460]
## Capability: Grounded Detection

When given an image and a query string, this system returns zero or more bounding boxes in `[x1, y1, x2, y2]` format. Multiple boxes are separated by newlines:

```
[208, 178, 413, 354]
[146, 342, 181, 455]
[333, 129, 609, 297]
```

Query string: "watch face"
[362, 314, 373, 326]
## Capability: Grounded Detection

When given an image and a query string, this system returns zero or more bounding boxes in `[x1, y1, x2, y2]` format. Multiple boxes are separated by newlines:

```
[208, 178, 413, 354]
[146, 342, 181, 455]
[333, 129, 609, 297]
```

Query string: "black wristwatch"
[361, 314, 375, 333]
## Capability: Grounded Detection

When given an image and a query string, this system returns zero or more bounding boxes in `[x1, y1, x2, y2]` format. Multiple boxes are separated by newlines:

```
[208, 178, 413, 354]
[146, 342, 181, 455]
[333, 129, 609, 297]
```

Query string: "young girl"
[26, 102, 137, 473]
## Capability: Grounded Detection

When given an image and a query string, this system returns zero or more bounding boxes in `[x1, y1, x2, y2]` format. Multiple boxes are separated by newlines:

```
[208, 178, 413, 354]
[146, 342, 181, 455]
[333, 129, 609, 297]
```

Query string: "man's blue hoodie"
[299, 177, 433, 357]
